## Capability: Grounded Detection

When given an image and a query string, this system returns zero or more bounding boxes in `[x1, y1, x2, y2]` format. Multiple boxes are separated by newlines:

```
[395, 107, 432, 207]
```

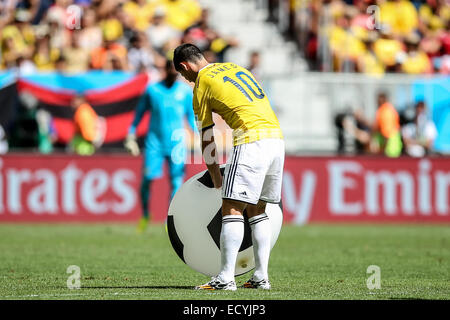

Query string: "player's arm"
[125, 87, 151, 155]
[193, 81, 222, 188]
[201, 125, 222, 189]
[194, 85, 221, 188]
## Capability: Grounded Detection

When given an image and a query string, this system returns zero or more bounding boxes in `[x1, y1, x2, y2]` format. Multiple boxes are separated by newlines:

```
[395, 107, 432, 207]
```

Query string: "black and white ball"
[167, 167, 283, 277]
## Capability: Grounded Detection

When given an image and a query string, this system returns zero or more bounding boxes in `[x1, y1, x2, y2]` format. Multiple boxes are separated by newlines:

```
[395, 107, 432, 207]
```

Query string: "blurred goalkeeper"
[125, 59, 196, 233]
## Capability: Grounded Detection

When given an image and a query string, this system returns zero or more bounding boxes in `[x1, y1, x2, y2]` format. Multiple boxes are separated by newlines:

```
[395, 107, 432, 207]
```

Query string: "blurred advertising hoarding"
[0, 154, 448, 224]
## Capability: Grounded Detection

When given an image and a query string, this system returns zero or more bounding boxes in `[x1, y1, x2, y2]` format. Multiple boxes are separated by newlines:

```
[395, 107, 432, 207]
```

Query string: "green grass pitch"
[0, 223, 448, 300]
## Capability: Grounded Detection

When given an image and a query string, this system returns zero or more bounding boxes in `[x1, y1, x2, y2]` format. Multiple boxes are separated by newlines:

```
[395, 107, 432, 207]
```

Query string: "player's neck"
[196, 59, 211, 72]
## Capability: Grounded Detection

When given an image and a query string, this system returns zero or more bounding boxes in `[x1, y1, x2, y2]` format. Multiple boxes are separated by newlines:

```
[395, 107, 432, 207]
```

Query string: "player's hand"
[124, 133, 140, 156]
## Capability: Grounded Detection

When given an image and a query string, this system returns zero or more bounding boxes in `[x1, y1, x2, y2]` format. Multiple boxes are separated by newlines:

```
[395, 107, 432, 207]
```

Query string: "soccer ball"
[167, 167, 283, 277]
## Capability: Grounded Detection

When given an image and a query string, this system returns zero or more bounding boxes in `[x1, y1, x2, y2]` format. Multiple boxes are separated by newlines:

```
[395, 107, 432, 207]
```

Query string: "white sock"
[249, 213, 271, 281]
[218, 215, 244, 283]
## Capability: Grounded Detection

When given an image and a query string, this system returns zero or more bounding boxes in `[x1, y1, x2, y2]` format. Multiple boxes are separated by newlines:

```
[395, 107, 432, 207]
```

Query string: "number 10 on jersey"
[223, 71, 265, 102]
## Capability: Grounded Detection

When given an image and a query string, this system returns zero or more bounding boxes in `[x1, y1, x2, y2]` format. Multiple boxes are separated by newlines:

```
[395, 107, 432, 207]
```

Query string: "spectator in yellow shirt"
[1, 23, 33, 68]
[400, 33, 432, 74]
[100, 14, 124, 45]
[33, 33, 61, 71]
[328, 14, 367, 71]
[358, 32, 385, 76]
[123, 0, 157, 31]
[12, 9, 35, 48]
[380, 0, 419, 37]
[419, 0, 450, 33]
[373, 27, 405, 71]
[163, 0, 202, 31]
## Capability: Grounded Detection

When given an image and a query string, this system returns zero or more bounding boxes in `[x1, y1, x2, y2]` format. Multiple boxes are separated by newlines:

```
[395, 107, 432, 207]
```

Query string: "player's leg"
[244, 200, 271, 290]
[217, 144, 255, 287]
[219, 199, 247, 281]
[137, 149, 164, 233]
[243, 138, 285, 289]
[195, 144, 250, 291]
[195, 198, 246, 291]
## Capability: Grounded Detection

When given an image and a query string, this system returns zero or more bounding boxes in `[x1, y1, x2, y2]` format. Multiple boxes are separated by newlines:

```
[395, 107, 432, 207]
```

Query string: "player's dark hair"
[173, 43, 203, 72]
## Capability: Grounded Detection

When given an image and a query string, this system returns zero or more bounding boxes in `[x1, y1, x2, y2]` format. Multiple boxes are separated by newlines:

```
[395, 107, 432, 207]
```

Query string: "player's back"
[194, 62, 282, 145]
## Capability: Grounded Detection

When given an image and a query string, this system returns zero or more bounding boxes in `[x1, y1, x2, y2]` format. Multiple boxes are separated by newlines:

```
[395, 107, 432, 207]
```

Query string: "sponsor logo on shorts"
[239, 191, 248, 198]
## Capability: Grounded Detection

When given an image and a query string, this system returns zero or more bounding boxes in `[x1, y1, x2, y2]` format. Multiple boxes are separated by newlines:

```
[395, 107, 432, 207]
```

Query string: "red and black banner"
[16, 73, 150, 148]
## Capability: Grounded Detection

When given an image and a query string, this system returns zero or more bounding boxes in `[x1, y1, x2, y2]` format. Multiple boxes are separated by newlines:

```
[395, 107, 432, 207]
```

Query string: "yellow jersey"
[193, 62, 283, 146]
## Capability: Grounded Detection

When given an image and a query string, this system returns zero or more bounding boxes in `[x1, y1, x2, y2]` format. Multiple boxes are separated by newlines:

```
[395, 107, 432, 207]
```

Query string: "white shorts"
[222, 138, 285, 205]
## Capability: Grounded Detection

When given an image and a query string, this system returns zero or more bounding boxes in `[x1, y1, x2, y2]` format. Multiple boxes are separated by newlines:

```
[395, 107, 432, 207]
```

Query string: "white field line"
[1, 290, 283, 299]
[0, 291, 179, 299]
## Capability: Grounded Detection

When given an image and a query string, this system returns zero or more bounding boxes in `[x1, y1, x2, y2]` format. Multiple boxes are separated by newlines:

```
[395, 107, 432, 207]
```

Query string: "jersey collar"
[199, 63, 213, 73]
[195, 63, 216, 88]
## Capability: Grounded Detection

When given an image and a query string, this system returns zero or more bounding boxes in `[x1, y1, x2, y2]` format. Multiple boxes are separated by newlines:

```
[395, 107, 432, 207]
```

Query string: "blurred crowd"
[0, 0, 242, 155]
[335, 92, 438, 157]
[299, 0, 450, 74]
[0, 0, 239, 78]
[0, 0, 446, 157]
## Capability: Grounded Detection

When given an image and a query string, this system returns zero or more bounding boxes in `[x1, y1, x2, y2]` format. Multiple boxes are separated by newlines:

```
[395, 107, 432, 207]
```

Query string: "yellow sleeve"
[193, 82, 214, 131]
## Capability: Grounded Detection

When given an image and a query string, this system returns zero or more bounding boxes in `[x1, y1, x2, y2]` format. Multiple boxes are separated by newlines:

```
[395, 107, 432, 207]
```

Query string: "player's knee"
[246, 200, 267, 218]
[257, 200, 267, 212]
[222, 198, 246, 216]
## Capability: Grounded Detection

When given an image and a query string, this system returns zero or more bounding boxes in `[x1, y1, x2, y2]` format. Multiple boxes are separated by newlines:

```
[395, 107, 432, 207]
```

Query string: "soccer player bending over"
[174, 44, 285, 290]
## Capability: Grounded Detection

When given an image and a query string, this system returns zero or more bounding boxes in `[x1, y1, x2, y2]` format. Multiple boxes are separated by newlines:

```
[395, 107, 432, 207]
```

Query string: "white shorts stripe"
[224, 147, 237, 197]
[225, 145, 241, 198]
